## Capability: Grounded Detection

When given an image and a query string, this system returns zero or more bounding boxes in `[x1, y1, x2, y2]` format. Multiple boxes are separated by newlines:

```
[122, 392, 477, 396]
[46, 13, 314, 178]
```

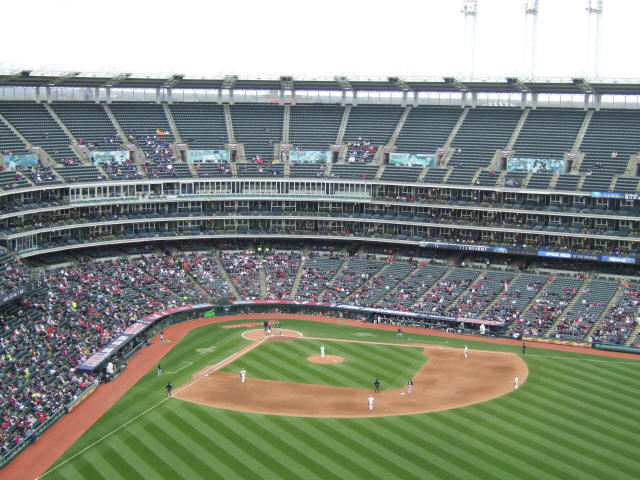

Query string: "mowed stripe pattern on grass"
[42, 323, 640, 480]
[221, 339, 427, 390]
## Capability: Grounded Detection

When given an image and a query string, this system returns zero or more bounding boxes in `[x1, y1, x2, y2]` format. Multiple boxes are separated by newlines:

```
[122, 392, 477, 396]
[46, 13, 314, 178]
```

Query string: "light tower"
[585, 0, 603, 78]
[461, 0, 478, 76]
[523, 0, 539, 76]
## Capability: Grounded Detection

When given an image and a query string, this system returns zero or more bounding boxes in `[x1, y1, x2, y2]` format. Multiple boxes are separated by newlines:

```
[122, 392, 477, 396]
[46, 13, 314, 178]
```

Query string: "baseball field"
[29, 317, 640, 479]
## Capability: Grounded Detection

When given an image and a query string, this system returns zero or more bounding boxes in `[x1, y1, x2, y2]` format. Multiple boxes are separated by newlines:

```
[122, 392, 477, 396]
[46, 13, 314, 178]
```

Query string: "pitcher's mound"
[308, 354, 344, 364]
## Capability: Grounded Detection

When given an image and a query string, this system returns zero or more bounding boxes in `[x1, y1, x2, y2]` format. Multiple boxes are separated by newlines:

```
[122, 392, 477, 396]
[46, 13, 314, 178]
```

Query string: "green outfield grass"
[40, 319, 640, 480]
[221, 339, 427, 390]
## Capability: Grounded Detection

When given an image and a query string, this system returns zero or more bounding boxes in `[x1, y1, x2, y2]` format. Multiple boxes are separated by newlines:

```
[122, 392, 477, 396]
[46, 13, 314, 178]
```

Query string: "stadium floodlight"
[524, 0, 538, 13]
[585, 0, 603, 77]
[461, 0, 478, 76]
[523, 0, 539, 76]
[461, 0, 477, 15]
[585, 0, 603, 13]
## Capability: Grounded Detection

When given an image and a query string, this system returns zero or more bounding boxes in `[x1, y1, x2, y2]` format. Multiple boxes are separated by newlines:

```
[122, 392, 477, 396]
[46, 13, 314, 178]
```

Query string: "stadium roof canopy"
[2, 71, 640, 95]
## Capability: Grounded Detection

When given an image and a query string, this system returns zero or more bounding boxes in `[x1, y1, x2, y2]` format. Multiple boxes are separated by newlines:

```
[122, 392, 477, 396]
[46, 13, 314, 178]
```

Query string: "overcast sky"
[2, 0, 639, 80]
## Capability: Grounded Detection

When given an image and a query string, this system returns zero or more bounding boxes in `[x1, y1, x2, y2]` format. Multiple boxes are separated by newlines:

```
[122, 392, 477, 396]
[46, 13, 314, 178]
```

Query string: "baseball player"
[374, 378, 380, 393]
[514, 375, 519, 390]
[157, 363, 162, 377]
[278, 322, 282, 335]
[407, 378, 413, 394]
[160, 330, 164, 343]
[166, 381, 172, 397]
[320, 344, 325, 359]
[240, 368, 247, 383]
[368, 395, 374, 411]
[464, 345, 469, 359]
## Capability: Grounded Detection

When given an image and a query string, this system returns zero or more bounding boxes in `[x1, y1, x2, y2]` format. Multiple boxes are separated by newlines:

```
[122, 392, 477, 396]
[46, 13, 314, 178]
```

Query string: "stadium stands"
[50, 102, 118, 151]
[0, 102, 77, 163]
[513, 108, 584, 159]
[230, 104, 283, 161]
[289, 105, 343, 150]
[169, 103, 227, 149]
[580, 109, 640, 174]
[449, 107, 522, 169]
[395, 106, 461, 154]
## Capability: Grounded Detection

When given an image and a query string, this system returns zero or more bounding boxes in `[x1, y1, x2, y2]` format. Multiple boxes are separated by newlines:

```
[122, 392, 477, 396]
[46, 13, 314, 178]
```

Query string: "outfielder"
[368, 395, 374, 411]
[464, 345, 469, 359]
[320, 344, 325, 359]
[240, 368, 247, 383]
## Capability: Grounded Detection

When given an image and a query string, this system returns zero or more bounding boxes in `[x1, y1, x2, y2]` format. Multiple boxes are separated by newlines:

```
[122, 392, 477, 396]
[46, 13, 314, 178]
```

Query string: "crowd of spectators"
[346, 139, 376, 163]
[218, 250, 263, 300]
[415, 273, 475, 316]
[511, 280, 578, 338]
[101, 160, 144, 180]
[591, 283, 639, 344]
[0, 245, 639, 458]
[262, 252, 301, 300]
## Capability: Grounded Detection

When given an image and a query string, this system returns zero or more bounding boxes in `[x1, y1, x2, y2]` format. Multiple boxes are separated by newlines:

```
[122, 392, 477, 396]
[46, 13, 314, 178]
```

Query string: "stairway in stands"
[289, 247, 310, 299]
[215, 253, 241, 299]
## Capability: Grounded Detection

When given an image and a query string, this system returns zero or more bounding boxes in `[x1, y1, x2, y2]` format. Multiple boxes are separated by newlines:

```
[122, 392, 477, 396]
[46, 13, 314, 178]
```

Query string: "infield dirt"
[174, 329, 528, 417]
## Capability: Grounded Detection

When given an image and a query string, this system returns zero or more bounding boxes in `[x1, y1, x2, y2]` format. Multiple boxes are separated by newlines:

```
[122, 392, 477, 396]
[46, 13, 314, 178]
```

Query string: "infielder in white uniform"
[368, 395, 374, 411]
[320, 344, 325, 359]
[240, 368, 246, 383]
[407, 378, 413, 394]
[464, 345, 469, 359]
[514, 375, 519, 390]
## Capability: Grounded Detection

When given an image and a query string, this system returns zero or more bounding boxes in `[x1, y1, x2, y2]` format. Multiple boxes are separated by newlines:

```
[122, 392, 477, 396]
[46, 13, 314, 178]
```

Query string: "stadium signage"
[229, 300, 506, 326]
[66, 381, 99, 413]
[419, 241, 492, 252]
[0, 286, 27, 306]
[590, 191, 640, 200]
[76, 304, 213, 372]
[418, 241, 635, 264]
[523, 336, 591, 348]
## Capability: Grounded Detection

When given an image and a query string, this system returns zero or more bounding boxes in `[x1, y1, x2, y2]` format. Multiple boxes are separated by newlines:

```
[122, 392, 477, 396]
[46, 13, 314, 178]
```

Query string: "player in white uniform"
[240, 368, 246, 383]
[368, 395, 374, 411]
[320, 345, 325, 359]
[407, 378, 413, 394]
[464, 345, 469, 359]
[514, 375, 519, 390]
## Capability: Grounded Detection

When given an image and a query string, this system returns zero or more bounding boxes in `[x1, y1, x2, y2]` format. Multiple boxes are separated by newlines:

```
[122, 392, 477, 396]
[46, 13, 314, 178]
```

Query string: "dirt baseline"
[175, 334, 528, 418]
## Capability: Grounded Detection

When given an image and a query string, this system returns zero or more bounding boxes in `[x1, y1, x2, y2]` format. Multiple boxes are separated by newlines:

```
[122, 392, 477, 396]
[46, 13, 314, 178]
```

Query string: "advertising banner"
[90, 150, 130, 165]
[289, 150, 331, 164]
[507, 157, 565, 174]
[76, 303, 213, 372]
[3, 153, 38, 170]
[187, 149, 229, 163]
[389, 153, 435, 167]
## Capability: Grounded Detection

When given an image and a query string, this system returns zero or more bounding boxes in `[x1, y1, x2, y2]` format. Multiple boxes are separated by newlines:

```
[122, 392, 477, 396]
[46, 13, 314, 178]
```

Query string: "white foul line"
[37, 335, 269, 479]
[166, 361, 193, 374]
